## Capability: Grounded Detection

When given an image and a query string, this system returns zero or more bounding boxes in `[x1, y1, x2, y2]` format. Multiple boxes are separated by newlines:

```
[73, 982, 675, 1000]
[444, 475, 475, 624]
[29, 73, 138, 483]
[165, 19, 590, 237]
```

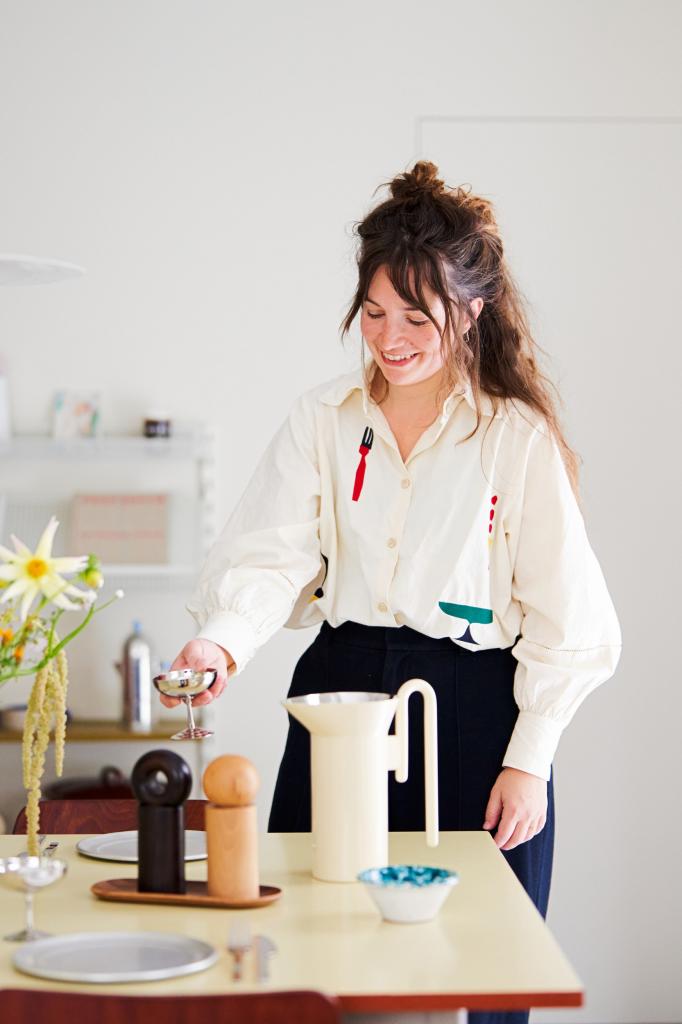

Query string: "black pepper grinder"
[131, 749, 192, 894]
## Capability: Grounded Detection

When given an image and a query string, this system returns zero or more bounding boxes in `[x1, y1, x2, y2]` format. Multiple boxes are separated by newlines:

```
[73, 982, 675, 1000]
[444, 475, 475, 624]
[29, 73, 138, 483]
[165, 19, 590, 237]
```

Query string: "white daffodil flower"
[0, 516, 92, 621]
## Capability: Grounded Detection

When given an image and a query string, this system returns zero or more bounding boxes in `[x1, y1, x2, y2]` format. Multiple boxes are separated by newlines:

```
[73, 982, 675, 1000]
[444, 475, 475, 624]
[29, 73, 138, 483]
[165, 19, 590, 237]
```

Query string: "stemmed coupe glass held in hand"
[154, 637, 234, 739]
[153, 668, 218, 740]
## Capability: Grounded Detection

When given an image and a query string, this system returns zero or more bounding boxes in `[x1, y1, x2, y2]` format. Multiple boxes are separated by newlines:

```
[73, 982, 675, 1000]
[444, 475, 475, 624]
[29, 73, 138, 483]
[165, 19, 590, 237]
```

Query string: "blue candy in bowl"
[357, 865, 459, 923]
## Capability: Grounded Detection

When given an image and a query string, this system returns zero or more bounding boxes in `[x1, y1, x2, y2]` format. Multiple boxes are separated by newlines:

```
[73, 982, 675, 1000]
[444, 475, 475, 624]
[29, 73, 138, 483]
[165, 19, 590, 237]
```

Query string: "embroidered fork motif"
[352, 426, 374, 501]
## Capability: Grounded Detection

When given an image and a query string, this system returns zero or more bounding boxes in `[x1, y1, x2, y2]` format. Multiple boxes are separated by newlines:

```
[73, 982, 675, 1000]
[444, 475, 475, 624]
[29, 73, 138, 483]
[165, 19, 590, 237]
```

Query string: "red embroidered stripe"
[352, 446, 370, 501]
[352, 426, 374, 502]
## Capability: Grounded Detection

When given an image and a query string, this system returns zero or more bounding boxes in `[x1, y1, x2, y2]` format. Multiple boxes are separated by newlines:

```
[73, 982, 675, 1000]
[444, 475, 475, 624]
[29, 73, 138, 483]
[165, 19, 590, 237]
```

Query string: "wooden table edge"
[338, 990, 584, 1012]
[0, 987, 585, 1011]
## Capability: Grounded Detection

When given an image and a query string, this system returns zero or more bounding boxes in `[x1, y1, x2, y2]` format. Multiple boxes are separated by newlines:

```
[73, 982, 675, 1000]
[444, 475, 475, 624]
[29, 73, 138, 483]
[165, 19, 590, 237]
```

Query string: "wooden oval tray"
[91, 878, 282, 909]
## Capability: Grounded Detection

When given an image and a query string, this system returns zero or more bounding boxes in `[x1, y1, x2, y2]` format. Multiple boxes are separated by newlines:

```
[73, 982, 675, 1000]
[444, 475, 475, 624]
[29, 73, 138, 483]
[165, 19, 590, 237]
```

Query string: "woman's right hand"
[159, 638, 235, 708]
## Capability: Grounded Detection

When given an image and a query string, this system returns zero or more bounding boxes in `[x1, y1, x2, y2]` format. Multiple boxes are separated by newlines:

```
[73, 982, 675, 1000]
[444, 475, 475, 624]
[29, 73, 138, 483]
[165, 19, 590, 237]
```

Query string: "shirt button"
[387, 538, 397, 549]
[377, 601, 388, 613]
[401, 478, 411, 489]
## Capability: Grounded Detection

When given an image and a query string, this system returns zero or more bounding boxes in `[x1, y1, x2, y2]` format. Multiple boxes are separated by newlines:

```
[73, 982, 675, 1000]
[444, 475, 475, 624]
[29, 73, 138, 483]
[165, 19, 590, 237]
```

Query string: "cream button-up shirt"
[188, 366, 622, 781]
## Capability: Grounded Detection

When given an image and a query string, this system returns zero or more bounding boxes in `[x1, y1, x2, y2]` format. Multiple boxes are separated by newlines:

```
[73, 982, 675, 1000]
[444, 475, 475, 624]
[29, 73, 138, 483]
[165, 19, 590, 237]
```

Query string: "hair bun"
[390, 160, 445, 201]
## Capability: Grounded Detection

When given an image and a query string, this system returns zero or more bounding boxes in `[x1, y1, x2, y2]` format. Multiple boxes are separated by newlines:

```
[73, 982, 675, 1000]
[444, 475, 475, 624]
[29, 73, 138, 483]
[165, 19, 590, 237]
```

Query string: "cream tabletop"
[0, 832, 582, 1013]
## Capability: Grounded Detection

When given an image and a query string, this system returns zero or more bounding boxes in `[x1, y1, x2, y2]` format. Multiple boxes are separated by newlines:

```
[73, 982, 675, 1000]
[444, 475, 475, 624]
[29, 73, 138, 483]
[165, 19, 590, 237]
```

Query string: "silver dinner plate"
[76, 830, 207, 863]
[13, 931, 218, 983]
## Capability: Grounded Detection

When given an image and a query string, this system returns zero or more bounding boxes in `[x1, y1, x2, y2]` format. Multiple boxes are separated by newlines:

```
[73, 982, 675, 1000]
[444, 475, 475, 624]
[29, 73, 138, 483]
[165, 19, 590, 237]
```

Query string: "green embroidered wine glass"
[438, 602, 493, 645]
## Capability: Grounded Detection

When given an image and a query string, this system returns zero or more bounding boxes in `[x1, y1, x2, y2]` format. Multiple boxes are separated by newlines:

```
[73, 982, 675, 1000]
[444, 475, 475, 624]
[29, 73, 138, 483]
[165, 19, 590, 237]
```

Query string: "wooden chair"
[12, 798, 207, 835]
[0, 990, 341, 1024]
[44, 765, 134, 800]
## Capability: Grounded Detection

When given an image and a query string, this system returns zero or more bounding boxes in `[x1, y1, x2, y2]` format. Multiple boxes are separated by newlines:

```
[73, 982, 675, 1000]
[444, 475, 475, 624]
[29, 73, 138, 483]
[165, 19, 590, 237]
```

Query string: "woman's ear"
[460, 297, 484, 333]
[470, 297, 484, 321]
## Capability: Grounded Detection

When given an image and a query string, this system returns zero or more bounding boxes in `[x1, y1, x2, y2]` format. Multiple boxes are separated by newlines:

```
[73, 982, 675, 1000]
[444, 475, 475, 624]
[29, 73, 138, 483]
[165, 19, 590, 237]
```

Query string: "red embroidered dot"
[488, 524, 493, 533]
[491, 495, 498, 505]
[489, 509, 495, 520]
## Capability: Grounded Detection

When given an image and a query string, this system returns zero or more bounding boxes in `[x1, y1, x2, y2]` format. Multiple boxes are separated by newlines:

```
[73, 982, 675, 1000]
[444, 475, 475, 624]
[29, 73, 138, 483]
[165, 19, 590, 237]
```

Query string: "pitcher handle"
[394, 678, 439, 847]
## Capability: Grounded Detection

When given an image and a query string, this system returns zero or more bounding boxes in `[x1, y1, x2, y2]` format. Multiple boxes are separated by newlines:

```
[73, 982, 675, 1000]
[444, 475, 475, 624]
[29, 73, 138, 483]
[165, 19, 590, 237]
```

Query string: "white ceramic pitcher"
[283, 679, 439, 882]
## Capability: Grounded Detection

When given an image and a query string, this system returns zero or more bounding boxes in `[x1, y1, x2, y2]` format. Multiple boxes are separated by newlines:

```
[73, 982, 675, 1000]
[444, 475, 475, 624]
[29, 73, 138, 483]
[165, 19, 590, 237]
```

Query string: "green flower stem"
[0, 591, 121, 686]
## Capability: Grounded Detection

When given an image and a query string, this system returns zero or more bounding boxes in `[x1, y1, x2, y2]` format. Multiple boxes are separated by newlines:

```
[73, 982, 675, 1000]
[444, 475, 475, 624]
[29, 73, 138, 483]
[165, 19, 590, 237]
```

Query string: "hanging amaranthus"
[20, 647, 70, 854]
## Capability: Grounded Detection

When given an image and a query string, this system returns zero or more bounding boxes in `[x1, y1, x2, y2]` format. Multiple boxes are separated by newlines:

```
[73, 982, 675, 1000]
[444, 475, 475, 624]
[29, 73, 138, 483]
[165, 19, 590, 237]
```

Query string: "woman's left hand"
[482, 766, 548, 850]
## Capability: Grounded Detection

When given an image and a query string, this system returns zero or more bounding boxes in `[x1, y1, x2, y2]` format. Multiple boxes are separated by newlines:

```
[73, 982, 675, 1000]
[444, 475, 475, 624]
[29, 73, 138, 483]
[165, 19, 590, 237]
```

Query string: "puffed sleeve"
[186, 392, 322, 675]
[502, 425, 622, 780]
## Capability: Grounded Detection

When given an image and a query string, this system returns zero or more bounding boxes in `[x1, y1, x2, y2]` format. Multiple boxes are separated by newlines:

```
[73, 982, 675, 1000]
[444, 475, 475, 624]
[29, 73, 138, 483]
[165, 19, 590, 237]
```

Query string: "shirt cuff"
[195, 610, 258, 676]
[502, 710, 565, 781]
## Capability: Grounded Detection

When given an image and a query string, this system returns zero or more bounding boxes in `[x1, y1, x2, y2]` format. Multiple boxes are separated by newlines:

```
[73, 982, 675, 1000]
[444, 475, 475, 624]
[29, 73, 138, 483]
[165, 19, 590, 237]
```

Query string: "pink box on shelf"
[70, 493, 169, 564]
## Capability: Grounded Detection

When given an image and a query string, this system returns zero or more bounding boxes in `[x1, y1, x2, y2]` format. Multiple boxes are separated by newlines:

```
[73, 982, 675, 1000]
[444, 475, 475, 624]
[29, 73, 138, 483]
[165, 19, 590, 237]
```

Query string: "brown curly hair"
[339, 159, 580, 496]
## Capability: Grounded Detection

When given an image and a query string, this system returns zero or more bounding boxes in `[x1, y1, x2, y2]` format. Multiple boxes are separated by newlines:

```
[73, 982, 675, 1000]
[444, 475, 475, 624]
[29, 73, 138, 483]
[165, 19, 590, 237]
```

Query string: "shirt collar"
[319, 365, 496, 421]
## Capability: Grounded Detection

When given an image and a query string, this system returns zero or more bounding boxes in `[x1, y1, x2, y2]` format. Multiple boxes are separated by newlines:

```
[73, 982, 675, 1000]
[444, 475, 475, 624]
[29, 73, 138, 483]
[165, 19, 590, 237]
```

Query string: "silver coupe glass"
[0, 856, 68, 941]
[153, 668, 217, 740]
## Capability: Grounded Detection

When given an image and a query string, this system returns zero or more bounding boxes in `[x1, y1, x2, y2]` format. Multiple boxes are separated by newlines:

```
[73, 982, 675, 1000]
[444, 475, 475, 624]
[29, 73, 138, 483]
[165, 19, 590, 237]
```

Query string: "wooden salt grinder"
[131, 748, 192, 894]
[203, 754, 260, 901]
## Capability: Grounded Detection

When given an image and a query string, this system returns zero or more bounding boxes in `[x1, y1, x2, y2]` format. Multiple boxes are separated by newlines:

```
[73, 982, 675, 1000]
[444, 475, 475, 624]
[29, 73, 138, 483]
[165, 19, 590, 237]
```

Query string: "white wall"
[0, 2, 680, 1021]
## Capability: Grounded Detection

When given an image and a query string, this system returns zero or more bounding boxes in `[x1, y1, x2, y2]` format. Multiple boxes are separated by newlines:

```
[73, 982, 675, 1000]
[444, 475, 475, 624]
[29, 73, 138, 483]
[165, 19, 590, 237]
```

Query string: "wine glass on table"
[153, 669, 217, 740]
[0, 856, 68, 941]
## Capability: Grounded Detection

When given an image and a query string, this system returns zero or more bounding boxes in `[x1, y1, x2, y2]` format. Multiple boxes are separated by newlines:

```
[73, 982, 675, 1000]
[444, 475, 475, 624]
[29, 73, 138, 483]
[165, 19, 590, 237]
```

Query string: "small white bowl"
[357, 864, 459, 923]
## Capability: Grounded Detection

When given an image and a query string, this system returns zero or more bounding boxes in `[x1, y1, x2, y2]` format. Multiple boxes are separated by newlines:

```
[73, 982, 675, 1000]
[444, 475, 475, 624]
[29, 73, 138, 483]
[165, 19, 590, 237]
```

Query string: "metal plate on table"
[77, 830, 207, 863]
[13, 931, 218, 983]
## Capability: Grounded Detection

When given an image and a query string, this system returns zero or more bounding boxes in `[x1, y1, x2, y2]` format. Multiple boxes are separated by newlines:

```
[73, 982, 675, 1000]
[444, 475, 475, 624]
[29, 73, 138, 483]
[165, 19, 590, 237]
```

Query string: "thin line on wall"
[414, 113, 682, 154]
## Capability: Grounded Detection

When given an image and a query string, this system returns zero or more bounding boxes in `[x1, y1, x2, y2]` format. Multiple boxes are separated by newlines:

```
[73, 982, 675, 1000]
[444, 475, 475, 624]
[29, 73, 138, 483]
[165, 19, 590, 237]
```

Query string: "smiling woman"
[361, 267, 483, 381]
[170, 160, 621, 1024]
[340, 160, 580, 496]
[357, 264, 486, 459]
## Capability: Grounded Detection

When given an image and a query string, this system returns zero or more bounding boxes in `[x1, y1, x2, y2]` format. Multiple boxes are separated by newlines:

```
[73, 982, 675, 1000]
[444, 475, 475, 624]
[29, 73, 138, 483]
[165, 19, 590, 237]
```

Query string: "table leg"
[342, 1011, 469, 1024]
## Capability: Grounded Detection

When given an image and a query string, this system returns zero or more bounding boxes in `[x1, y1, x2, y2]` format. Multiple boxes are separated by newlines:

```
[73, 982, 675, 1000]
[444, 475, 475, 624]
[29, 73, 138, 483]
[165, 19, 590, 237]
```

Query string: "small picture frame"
[53, 391, 101, 439]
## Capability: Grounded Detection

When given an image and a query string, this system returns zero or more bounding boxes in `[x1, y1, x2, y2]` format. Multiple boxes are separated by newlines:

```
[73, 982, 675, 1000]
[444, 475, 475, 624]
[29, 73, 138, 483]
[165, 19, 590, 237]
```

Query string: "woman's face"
[360, 264, 482, 389]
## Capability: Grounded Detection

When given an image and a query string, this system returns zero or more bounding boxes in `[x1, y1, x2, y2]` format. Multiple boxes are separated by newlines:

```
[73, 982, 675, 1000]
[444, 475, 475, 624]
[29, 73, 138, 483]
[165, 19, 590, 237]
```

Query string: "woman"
[164, 160, 622, 1024]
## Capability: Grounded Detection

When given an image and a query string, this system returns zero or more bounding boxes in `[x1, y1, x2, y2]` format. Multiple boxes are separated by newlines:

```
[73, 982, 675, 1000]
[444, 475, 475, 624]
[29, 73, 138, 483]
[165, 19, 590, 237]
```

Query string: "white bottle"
[121, 620, 152, 733]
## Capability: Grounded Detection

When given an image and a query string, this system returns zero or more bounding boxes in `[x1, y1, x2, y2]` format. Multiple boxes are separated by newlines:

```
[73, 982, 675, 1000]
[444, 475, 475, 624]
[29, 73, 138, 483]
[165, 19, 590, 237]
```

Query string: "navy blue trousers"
[269, 620, 555, 1024]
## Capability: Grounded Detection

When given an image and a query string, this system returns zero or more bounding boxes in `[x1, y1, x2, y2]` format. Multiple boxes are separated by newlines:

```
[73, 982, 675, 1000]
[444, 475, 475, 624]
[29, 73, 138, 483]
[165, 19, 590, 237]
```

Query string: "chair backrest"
[12, 798, 207, 834]
[0, 990, 341, 1024]
[44, 765, 134, 801]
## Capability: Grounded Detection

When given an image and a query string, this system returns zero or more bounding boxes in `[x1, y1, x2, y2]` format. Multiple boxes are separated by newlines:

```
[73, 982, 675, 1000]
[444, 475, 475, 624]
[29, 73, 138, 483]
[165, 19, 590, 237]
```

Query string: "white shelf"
[0, 433, 212, 461]
[0, 427, 217, 587]
[102, 563, 197, 578]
